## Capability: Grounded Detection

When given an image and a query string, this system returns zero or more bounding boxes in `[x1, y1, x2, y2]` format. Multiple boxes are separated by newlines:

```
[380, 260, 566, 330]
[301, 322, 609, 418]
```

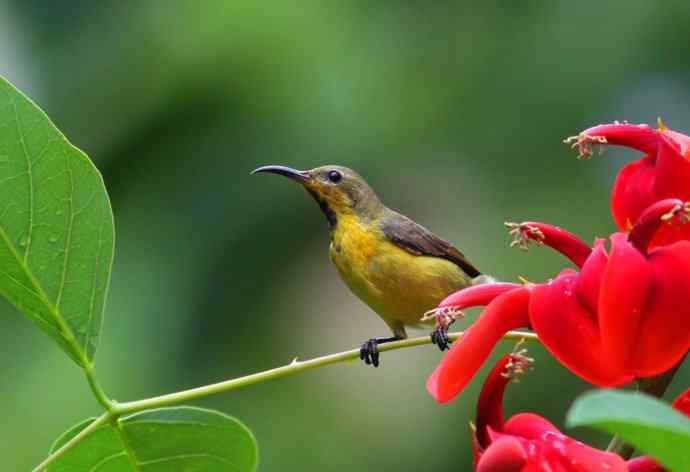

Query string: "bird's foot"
[359, 335, 403, 367]
[423, 306, 464, 352]
[360, 339, 380, 367]
[430, 326, 451, 351]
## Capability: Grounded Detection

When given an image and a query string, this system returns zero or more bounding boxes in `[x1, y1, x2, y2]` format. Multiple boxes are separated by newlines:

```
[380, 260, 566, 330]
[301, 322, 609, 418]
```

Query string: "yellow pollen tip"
[501, 340, 534, 382]
[657, 117, 668, 132]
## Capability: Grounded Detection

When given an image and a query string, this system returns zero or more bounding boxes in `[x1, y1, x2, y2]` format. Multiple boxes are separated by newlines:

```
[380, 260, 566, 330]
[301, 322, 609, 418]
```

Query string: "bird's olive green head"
[252, 164, 384, 228]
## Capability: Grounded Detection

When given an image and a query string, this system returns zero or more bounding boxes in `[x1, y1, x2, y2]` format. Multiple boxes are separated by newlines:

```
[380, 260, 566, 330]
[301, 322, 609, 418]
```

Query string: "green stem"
[113, 330, 538, 415]
[605, 435, 635, 458]
[32, 412, 111, 472]
[34, 330, 539, 470]
[84, 366, 115, 412]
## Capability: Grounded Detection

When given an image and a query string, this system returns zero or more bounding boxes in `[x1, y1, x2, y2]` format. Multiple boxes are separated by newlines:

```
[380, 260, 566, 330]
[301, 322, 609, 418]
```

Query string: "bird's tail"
[471, 274, 498, 286]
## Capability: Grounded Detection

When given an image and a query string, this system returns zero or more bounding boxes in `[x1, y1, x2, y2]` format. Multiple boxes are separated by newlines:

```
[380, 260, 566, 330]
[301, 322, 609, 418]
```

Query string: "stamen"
[657, 117, 668, 132]
[421, 306, 464, 326]
[661, 202, 690, 225]
[468, 421, 477, 436]
[506, 221, 592, 268]
[505, 221, 545, 250]
[563, 133, 608, 160]
[501, 339, 534, 382]
[517, 276, 529, 285]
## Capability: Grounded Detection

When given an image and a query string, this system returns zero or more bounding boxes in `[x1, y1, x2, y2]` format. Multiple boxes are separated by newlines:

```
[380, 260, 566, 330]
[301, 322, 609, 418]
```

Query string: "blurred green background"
[1, 1, 690, 470]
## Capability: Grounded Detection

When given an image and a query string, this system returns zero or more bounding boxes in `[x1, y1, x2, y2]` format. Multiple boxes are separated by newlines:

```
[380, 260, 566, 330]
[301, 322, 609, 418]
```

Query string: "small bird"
[253, 165, 486, 366]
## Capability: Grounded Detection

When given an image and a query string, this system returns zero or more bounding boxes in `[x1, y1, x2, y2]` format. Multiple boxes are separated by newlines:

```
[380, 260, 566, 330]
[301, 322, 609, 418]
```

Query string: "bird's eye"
[327, 170, 343, 183]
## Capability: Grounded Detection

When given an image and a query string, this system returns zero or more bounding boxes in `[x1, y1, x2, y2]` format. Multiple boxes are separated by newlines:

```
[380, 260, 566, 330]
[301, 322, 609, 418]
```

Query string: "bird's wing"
[379, 212, 481, 278]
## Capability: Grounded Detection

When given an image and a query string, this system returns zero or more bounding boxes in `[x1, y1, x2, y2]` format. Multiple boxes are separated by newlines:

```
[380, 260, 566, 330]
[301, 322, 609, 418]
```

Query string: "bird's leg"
[423, 307, 464, 351]
[359, 335, 403, 368]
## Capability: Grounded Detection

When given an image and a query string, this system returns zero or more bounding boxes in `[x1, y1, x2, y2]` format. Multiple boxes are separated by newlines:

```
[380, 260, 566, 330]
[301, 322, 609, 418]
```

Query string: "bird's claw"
[423, 306, 464, 352]
[430, 326, 451, 351]
[360, 339, 380, 367]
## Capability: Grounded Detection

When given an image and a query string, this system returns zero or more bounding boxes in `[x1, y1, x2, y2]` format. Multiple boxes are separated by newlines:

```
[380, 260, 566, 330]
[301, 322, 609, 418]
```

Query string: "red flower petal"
[427, 288, 530, 403]
[638, 241, 690, 376]
[510, 222, 592, 268]
[599, 233, 652, 374]
[644, 134, 690, 247]
[611, 155, 657, 231]
[501, 424, 628, 472]
[530, 272, 631, 386]
[649, 212, 690, 248]
[574, 238, 608, 313]
[503, 412, 560, 440]
[475, 354, 513, 448]
[437, 283, 522, 309]
[579, 122, 659, 155]
[537, 434, 628, 472]
[476, 436, 527, 472]
[627, 199, 687, 254]
[654, 133, 690, 198]
[662, 128, 690, 158]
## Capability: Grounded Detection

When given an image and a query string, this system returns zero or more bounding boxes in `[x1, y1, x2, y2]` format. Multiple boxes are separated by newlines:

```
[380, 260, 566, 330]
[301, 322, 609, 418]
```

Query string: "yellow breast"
[329, 215, 472, 331]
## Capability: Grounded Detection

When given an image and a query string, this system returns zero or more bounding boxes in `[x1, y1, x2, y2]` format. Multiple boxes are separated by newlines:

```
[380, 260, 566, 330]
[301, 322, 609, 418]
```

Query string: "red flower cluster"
[472, 352, 626, 471]
[425, 121, 690, 471]
[472, 352, 690, 472]
[428, 198, 690, 402]
[566, 121, 690, 247]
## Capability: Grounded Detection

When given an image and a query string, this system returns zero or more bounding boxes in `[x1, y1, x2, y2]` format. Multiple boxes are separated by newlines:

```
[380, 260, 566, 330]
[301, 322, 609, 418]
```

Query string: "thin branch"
[34, 330, 539, 470]
[606, 435, 635, 458]
[114, 330, 538, 414]
[84, 366, 115, 412]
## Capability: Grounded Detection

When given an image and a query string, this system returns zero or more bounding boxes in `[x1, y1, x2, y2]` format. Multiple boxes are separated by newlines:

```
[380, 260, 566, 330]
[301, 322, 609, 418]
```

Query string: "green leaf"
[566, 389, 690, 471]
[0, 76, 114, 365]
[48, 406, 258, 471]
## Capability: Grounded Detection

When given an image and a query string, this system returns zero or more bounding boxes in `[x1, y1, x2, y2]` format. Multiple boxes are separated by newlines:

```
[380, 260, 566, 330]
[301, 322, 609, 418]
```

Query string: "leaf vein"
[90, 451, 127, 472]
[55, 144, 75, 311]
[83, 193, 105, 359]
[12, 100, 33, 264]
[138, 453, 235, 467]
[113, 419, 142, 472]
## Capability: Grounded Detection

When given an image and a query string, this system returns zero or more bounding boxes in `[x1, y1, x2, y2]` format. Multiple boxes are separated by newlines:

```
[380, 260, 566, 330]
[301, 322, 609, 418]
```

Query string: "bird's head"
[252, 164, 383, 228]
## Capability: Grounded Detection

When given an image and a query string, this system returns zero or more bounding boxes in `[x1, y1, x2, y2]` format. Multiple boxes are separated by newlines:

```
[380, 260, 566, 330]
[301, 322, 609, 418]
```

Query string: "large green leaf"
[48, 406, 258, 471]
[0, 76, 114, 365]
[566, 389, 690, 472]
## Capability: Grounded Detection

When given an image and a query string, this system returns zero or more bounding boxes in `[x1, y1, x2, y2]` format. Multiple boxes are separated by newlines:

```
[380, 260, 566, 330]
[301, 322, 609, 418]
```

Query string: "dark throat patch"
[306, 189, 338, 230]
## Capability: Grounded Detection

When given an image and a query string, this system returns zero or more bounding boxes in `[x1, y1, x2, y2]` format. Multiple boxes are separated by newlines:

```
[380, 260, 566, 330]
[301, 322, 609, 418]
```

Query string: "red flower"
[566, 121, 690, 247]
[427, 199, 690, 403]
[472, 352, 628, 472]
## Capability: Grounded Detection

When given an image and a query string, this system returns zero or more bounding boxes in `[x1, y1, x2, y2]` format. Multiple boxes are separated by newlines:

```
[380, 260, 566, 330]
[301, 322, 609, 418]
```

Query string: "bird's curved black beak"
[251, 165, 310, 182]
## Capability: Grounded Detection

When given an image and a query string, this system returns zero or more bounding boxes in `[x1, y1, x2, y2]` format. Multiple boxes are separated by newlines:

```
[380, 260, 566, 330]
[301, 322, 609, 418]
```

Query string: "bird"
[252, 164, 488, 366]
